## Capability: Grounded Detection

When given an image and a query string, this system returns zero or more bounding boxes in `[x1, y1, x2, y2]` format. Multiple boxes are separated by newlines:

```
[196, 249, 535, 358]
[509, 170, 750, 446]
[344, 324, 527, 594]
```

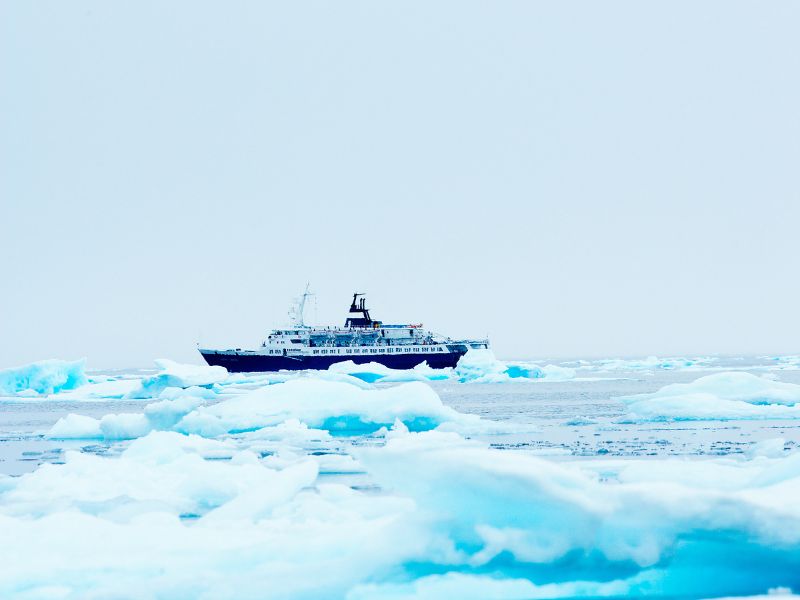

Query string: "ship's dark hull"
[199, 350, 466, 372]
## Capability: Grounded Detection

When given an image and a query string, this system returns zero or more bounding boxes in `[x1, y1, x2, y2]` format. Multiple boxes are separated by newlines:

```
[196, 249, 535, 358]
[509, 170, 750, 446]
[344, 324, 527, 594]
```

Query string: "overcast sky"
[2, 1, 799, 368]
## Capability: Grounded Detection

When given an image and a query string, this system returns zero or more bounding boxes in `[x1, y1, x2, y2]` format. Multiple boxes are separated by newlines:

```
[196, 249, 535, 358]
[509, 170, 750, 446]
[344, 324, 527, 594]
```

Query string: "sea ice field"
[2, 351, 800, 599]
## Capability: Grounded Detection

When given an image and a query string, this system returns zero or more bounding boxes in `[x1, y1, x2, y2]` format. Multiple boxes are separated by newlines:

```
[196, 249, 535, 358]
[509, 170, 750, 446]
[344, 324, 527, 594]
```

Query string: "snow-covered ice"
[5, 354, 800, 598]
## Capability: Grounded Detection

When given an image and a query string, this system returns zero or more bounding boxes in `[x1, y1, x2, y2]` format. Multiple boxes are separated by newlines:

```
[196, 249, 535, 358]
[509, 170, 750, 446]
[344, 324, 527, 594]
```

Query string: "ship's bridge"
[260, 293, 454, 350]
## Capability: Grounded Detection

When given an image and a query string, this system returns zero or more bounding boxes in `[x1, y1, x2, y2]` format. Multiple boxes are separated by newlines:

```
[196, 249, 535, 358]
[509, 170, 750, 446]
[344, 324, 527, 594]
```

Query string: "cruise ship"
[199, 289, 489, 372]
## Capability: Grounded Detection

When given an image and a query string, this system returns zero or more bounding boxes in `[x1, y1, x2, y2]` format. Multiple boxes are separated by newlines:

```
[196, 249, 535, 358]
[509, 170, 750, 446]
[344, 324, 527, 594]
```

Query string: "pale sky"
[2, 1, 799, 368]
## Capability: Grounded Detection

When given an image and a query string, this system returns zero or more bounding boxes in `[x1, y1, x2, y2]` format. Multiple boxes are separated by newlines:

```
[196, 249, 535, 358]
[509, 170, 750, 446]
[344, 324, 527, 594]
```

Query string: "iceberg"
[619, 372, 800, 421]
[125, 359, 228, 399]
[0, 359, 87, 396]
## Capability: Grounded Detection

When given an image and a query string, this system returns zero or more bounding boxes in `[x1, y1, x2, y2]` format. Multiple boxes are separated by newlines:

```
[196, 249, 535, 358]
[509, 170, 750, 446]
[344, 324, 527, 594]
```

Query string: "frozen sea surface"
[1, 353, 800, 599]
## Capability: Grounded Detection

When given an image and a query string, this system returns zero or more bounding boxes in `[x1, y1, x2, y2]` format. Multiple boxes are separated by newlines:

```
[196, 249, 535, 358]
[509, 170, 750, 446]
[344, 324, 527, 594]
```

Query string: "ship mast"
[288, 283, 314, 327]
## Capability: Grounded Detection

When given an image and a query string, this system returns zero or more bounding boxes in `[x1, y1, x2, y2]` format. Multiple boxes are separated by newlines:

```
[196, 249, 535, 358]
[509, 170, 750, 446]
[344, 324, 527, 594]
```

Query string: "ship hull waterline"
[199, 350, 466, 372]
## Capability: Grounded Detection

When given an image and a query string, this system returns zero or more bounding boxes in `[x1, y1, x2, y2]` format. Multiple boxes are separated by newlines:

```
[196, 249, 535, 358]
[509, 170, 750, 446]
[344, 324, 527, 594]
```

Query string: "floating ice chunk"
[46, 414, 102, 439]
[455, 350, 576, 383]
[328, 361, 451, 383]
[176, 379, 482, 437]
[642, 372, 800, 405]
[455, 349, 508, 382]
[99, 413, 153, 440]
[536, 364, 578, 381]
[619, 372, 800, 421]
[0, 359, 87, 396]
[49, 392, 207, 440]
[328, 361, 402, 384]
[52, 377, 140, 400]
[143, 395, 207, 430]
[125, 359, 227, 399]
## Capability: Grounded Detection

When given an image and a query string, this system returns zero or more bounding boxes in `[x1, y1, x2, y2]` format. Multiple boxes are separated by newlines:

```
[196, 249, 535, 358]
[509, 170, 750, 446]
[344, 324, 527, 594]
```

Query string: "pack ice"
[8, 357, 800, 598]
[4, 426, 800, 597]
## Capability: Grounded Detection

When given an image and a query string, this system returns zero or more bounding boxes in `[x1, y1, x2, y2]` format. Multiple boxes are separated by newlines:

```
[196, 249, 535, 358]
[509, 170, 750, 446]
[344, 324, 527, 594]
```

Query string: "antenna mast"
[288, 283, 314, 327]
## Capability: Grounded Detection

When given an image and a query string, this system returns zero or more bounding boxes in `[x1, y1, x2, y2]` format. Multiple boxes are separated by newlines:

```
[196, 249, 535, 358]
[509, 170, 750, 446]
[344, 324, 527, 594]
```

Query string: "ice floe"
[454, 349, 576, 383]
[619, 372, 800, 421]
[0, 359, 87, 396]
[47, 377, 496, 441]
[356, 430, 800, 596]
[328, 360, 451, 383]
[125, 359, 228, 398]
[175, 379, 483, 437]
